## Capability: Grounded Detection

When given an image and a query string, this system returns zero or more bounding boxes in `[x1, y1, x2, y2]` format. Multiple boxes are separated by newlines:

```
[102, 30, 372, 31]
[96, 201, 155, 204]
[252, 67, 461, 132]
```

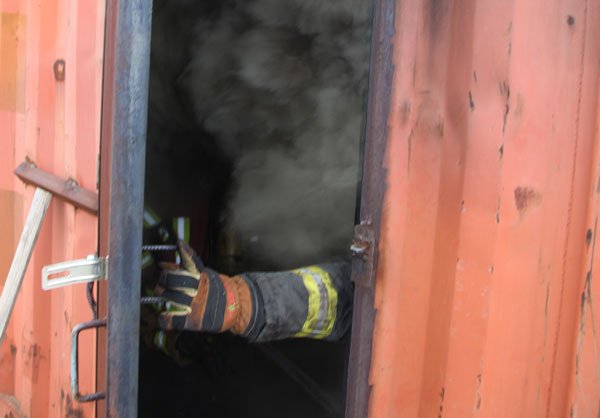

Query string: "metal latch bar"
[71, 318, 107, 402]
[42, 255, 106, 290]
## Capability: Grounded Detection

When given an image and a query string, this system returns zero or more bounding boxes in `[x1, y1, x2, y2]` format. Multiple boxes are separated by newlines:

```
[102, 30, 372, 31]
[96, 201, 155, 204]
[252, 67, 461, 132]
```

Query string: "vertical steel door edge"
[98, 0, 153, 416]
[345, 0, 395, 417]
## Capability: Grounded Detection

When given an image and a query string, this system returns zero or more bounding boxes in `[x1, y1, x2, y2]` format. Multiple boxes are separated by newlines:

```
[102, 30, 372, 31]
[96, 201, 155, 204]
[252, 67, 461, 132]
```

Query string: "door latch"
[42, 255, 107, 290]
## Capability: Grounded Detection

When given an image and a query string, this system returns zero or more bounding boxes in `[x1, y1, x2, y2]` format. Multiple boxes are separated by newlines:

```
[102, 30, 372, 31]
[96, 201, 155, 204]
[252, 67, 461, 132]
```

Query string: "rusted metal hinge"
[351, 218, 376, 287]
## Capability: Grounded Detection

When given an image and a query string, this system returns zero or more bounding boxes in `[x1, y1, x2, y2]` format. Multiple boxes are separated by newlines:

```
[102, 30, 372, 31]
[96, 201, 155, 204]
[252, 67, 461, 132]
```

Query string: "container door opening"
[138, 1, 374, 417]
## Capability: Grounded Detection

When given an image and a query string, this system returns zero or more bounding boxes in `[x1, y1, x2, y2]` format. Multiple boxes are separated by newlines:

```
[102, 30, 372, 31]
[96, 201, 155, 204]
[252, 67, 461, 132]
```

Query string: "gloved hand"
[154, 240, 264, 339]
[154, 241, 353, 343]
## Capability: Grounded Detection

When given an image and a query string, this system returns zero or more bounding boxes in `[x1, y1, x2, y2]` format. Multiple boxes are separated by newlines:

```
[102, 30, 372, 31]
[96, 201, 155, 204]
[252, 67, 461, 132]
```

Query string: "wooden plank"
[14, 162, 98, 214]
[0, 187, 52, 344]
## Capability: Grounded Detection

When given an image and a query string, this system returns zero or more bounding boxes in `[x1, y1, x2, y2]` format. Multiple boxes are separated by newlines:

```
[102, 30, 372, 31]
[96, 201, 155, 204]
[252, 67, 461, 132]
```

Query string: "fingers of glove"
[159, 268, 200, 292]
[155, 287, 194, 308]
[177, 240, 204, 274]
[153, 285, 193, 313]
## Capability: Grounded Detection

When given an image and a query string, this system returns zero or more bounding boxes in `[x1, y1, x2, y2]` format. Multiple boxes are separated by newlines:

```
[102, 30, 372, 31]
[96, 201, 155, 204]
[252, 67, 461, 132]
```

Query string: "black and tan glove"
[156, 241, 354, 342]
[155, 240, 265, 340]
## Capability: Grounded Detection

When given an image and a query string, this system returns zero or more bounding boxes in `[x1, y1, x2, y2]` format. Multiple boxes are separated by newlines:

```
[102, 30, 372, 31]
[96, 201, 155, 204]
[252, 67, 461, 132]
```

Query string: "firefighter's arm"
[156, 241, 353, 342]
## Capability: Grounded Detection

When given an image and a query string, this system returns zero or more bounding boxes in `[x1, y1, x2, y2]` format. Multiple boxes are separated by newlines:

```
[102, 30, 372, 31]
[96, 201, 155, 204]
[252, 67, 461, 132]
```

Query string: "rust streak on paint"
[502, 104, 510, 135]
[473, 373, 482, 415]
[582, 218, 598, 338]
[514, 187, 542, 214]
[0, 339, 17, 394]
[575, 215, 598, 392]
[0, 13, 27, 113]
[499, 81, 511, 137]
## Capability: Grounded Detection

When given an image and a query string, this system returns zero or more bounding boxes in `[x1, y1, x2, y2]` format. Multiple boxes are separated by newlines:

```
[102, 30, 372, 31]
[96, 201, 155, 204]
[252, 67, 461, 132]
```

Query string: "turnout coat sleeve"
[244, 258, 353, 342]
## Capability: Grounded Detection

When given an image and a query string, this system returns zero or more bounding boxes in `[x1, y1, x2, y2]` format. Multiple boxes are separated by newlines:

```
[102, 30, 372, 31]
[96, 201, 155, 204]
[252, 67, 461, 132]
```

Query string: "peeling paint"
[473, 373, 482, 415]
[502, 104, 510, 135]
[575, 216, 599, 397]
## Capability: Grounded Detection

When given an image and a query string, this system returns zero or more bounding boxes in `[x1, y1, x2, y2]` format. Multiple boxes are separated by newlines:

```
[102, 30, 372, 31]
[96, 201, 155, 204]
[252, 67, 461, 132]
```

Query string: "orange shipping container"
[1, 0, 600, 416]
[350, 0, 600, 416]
[0, 0, 105, 416]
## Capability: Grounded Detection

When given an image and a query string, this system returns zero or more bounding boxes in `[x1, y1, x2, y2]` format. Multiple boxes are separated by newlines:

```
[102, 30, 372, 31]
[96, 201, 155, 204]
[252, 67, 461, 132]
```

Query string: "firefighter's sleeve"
[156, 241, 353, 342]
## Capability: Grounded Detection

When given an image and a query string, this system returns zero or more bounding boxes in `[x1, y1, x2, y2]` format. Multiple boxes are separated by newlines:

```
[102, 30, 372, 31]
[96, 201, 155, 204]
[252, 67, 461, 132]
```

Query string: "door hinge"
[42, 255, 107, 290]
[350, 218, 376, 287]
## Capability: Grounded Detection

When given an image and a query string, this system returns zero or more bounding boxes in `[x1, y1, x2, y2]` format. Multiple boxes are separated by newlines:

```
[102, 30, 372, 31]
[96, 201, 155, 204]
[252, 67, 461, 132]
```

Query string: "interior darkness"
[138, 1, 372, 417]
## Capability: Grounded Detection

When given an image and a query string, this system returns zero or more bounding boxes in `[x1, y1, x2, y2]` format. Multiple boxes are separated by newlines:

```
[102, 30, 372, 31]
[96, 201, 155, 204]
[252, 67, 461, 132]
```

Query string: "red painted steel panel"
[368, 0, 600, 417]
[0, 0, 105, 416]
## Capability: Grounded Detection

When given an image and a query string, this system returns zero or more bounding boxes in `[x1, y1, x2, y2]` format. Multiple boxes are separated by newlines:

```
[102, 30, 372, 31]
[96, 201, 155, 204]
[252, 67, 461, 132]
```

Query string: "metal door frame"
[97, 0, 153, 416]
[345, 0, 395, 416]
[93, 0, 392, 415]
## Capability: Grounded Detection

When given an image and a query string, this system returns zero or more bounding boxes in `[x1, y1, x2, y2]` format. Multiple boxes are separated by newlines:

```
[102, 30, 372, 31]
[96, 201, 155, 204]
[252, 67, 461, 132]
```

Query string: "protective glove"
[155, 240, 265, 340]
[156, 241, 354, 342]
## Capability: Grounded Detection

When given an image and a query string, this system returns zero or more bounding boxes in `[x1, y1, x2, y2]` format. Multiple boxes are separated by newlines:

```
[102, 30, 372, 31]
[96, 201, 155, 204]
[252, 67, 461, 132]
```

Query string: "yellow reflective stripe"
[141, 251, 154, 269]
[292, 266, 338, 338]
[293, 269, 321, 337]
[173, 217, 190, 264]
[292, 266, 338, 339]
[309, 267, 337, 339]
[173, 217, 190, 243]
[143, 206, 161, 229]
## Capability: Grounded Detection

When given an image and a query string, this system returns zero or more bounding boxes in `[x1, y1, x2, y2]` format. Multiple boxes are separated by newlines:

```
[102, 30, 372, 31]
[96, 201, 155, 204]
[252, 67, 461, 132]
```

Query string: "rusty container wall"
[0, 0, 105, 417]
[365, 0, 600, 417]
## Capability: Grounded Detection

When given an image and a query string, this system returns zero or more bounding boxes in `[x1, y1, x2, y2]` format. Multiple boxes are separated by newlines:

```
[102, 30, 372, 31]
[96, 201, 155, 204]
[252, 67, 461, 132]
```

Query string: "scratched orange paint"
[368, 0, 600, 417]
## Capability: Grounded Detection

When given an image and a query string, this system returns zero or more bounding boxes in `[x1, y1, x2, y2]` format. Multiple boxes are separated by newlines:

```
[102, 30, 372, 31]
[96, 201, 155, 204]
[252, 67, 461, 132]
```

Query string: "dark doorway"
[138, 1, 374, 417]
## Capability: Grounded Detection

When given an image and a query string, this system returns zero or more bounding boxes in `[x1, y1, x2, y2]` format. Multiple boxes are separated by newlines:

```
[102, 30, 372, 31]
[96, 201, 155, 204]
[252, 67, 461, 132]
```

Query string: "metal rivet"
[54, 59, 65, 81]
